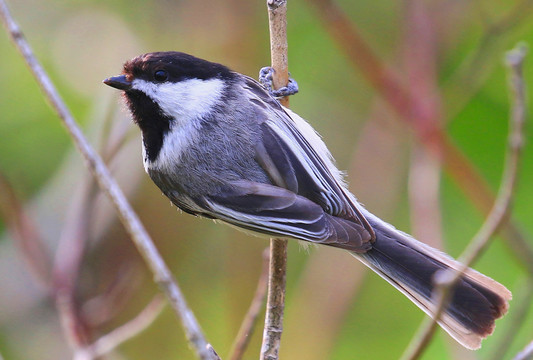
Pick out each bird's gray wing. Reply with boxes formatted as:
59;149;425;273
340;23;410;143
243;76;374;244
201;179;371;252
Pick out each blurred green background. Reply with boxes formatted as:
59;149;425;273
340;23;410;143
1;0;533;359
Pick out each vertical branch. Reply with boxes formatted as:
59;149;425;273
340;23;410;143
403;0;444;250
261;239;288;360
261;2;290;359
0;1;219;359
267;0;290;107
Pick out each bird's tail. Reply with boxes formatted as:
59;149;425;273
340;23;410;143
353;212;511;350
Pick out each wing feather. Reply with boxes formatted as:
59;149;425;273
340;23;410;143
243;76;374;243
203;180;371;251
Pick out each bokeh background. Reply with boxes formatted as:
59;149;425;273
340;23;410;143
1;0;533;359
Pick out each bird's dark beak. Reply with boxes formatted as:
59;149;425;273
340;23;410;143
103;75;132;91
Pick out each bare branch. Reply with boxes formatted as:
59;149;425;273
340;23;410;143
56;289;93;355
82;264;143;329
0;2;219;359
404;0;444;250
514;339;533;360
229;248;270;360
75;295;166;359
260;1;290;360
267;0;290;107
401;43;528;360
490;278;533;360
261;239;288;360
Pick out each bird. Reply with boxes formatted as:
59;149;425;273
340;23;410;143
103;51;511;350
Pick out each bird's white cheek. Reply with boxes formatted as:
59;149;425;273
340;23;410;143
132;78;226;123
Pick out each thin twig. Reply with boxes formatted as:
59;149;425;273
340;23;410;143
404;0;444;250
0;2;219;359
74;295;166;360
401;43;528;360
229;248;270;360
490;278;533;360
261;239;288;360
82;264;143;329
408;147;443;247
260;2;290;360
514;339;533;360
267;0;290;107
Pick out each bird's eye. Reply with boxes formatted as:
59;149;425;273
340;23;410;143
154;70;169;82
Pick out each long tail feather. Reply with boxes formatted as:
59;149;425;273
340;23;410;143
352;212;511;350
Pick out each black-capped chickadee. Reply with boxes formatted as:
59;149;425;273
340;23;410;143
104;51;511;349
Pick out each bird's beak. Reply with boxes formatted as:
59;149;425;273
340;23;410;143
103;75;132;91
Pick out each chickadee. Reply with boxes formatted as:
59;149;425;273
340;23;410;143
104;51;511;349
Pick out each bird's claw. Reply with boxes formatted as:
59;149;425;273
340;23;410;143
259;66;299;98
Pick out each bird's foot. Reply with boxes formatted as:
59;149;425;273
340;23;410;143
259;66;299;98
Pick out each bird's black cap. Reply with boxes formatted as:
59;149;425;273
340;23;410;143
122;51;234;83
